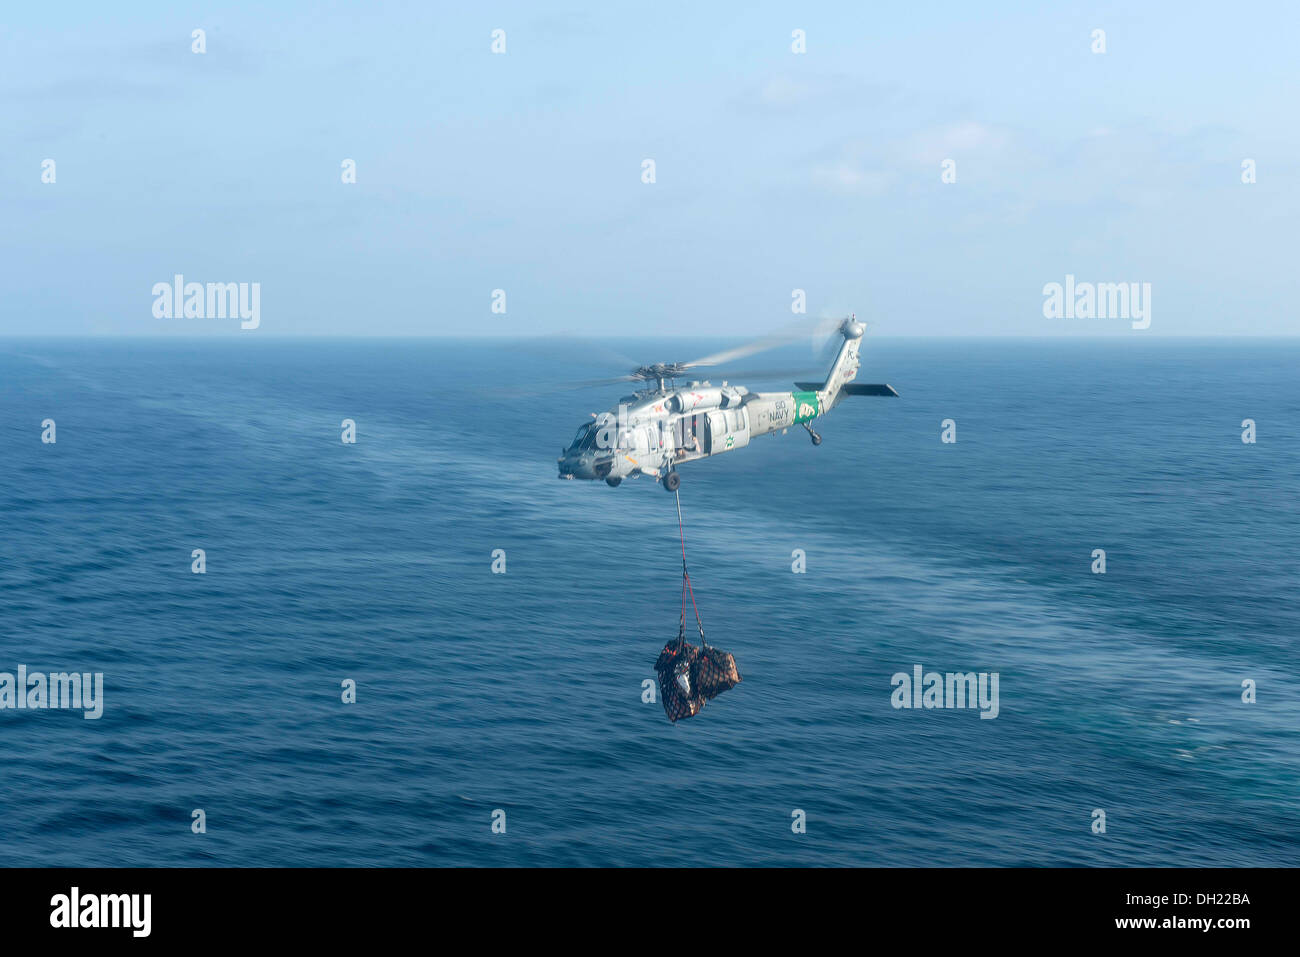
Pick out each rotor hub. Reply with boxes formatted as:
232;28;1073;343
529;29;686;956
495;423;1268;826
632;361;688;381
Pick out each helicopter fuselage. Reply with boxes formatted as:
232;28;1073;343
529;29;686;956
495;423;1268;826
556;317;897;488
556;383;822;484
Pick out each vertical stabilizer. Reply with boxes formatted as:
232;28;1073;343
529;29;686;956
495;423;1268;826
818;316;865;410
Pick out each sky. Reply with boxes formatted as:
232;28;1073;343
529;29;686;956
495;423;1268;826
2;1;1298;338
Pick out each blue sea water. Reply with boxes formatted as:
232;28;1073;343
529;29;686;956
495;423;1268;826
0;337;1297;867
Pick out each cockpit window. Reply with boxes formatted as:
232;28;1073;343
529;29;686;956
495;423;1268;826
570;423;597;451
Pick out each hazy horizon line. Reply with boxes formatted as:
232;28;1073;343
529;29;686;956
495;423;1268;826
3;333;1299;342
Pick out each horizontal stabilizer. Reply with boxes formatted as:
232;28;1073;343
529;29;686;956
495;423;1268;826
843;383;899;397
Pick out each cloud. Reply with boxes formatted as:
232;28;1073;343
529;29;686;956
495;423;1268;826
906;121;1011;164
810;162;894;196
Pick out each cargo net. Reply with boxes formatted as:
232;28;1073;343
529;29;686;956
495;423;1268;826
655;637;741;722
654;489;741;722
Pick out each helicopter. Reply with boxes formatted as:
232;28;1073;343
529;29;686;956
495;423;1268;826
557;315;898;490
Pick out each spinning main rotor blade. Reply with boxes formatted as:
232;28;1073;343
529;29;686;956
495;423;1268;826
681;329;799;370
704;366;821;382
571;374;644;389
681;315;849;370
568;365;820;391
502;314;864;398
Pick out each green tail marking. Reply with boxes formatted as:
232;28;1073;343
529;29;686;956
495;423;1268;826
792;390;820;424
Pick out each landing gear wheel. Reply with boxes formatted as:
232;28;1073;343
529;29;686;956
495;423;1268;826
605;477;622;487
804;421;822;446
663;471;681;492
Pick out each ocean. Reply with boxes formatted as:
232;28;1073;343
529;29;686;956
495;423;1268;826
1;337;1297;867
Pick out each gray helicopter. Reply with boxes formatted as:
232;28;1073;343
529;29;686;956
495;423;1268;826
557;316;898;490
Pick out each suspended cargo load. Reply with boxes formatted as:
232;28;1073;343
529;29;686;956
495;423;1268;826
654;636;741;723
652;487;742;723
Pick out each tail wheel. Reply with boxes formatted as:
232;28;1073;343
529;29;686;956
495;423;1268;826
605;477;622;487
663;471;681;492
